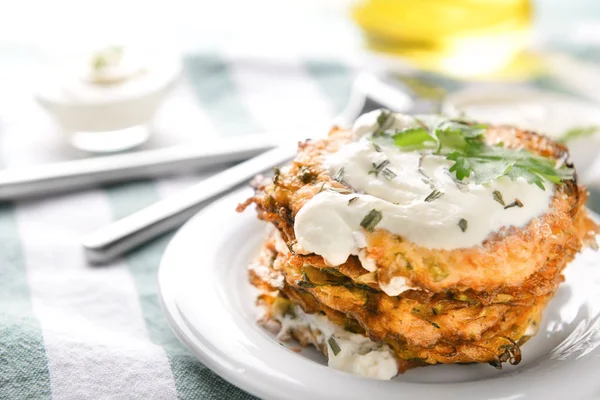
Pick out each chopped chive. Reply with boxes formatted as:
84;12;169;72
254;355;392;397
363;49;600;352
360;209;383;232
421;178;435;190
348;196;359;205
373;143;382;152
298;166;315;183
272;167;281;184
424;189;443;202
376;109;394;133
458;218;468;232
296;280;316;289
516;198;524;207
504;198;524;209
328;187;352;194
428;320;441;329
414;117;429;132
317;183;326;193
328;336;342;356
91;55;108;71
369;160;390;177
493;190;505;206
381;168;397;181
429;264;449;282
333;167;345;183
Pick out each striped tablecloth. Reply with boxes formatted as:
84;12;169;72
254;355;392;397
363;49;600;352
1;50;600;400
0;53;356;400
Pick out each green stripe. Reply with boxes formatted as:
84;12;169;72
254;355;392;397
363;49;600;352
304;59;354;115
184;53;261;137
105;182;255;399
531;75;597;102
0;203;52;400
106;52;321;397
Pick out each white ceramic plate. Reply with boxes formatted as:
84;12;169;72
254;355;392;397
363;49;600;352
158;188;600;400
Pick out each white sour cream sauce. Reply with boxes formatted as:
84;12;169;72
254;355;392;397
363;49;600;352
294;110;555;273
277;306;398;380
38;46;179;105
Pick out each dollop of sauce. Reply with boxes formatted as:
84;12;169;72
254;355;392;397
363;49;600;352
294;111;555;267
38;44;179;105
85;46;146;85
276;305;398;380
379;276;415;297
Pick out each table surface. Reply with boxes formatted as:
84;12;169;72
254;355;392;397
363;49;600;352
1;2;600;400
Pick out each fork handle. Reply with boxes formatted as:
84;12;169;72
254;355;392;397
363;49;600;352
0;134;280;200
83;144;296;264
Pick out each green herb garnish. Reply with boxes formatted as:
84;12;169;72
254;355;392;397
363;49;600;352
369;160;390;177
504;199;524;210
328;187;352;194
560;126;599;143
348;197;359;205
360;209;383;232
458;218;468;232
381;168;397;181
272;167;281;184
392;117;573;189
376;109;394;134
298;166;315;183
91;55;108;71
429;264;449;282
493;190;505;206
394;126;435;148
424;189;443;202
296;280;316;289
333;167;345;183
428;320;441;329
328;336;342;356
90;46;123;72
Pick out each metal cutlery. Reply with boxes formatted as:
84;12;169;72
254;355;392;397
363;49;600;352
0;133;280;200
83;143;297;264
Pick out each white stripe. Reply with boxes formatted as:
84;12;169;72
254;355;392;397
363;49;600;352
222;52;336;134
13;192;178;400
0;105;178;399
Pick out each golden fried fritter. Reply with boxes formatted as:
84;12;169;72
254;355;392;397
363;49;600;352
240;125;597;294
240;123;598;373
251;234;535;371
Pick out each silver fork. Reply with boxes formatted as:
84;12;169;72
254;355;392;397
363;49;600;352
83;73;414;264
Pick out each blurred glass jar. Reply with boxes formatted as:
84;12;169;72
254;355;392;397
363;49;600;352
353;0;533;78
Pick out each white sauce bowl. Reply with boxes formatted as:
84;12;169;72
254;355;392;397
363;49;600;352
35;53;180;152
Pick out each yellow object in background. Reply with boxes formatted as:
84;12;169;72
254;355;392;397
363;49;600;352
353;0;535;79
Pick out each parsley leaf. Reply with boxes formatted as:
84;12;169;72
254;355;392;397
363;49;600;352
393;127;435;148
560;126;599;143
392;117;573;188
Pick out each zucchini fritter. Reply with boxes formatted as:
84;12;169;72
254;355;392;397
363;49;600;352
240;123;598;374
